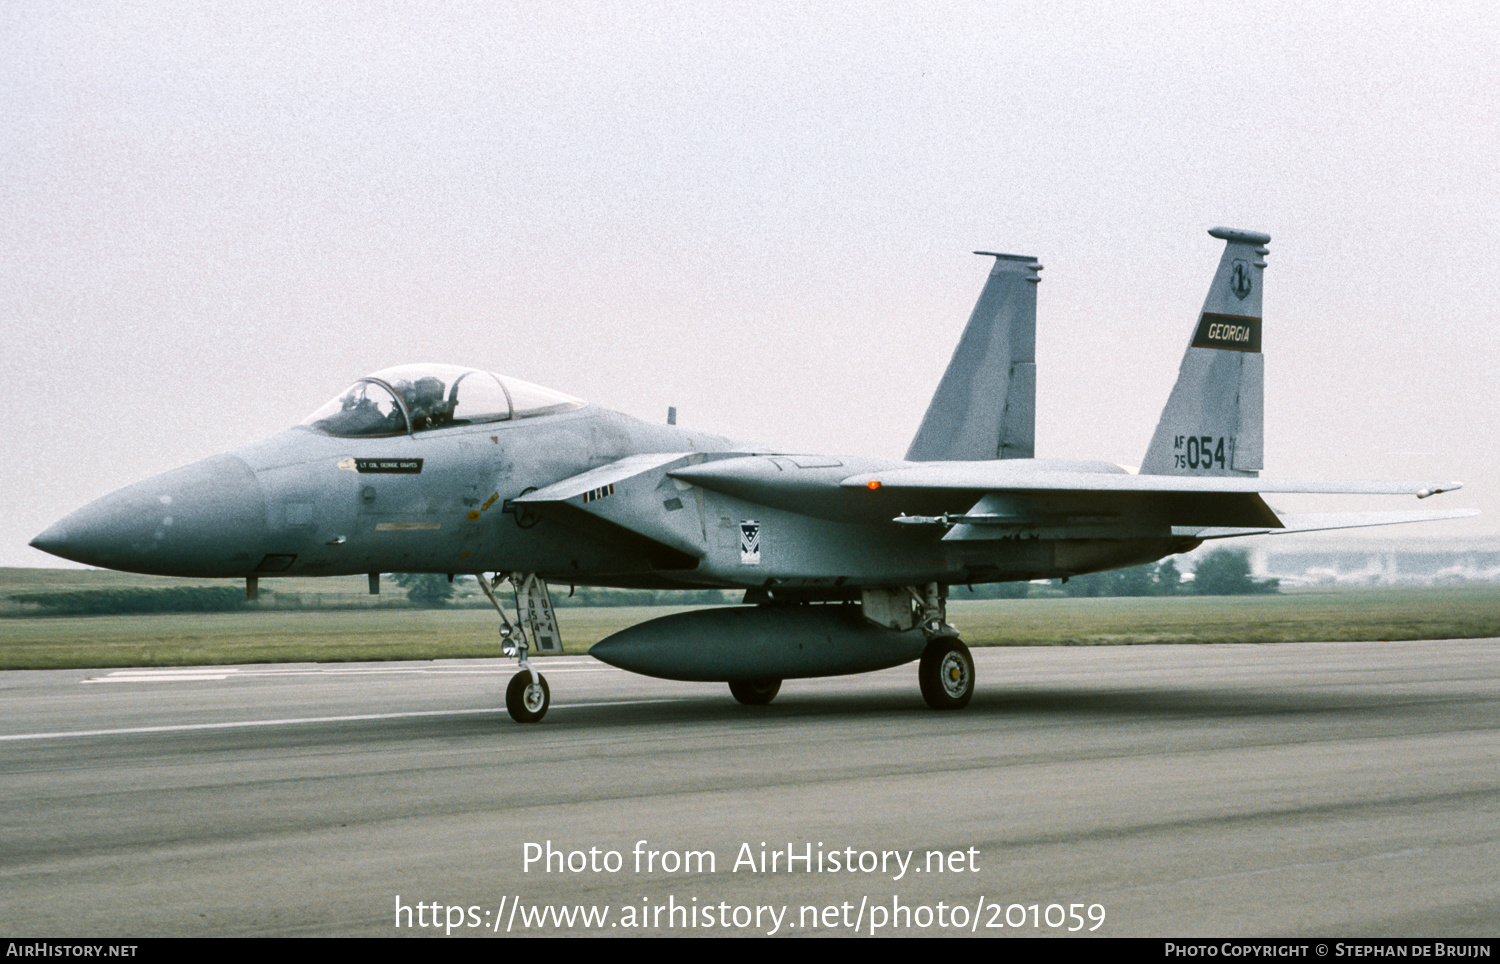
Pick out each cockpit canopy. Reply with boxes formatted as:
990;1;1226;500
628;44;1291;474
302;364;584;438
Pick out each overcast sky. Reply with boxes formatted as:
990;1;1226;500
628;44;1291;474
3;1;1496;567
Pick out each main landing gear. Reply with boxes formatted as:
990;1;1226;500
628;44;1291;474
912;582;974;711
728;678;782;705
477;572;563;723
919;636;974;710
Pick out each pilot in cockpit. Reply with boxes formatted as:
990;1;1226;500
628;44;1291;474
400;376;455;431
303;365;583;437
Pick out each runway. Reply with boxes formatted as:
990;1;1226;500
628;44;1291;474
1;640;1496;937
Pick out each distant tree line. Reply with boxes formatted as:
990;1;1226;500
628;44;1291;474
952;549;1277;599
390;574;740;610
391;573;456;608
396;550;1274;609
1190;549;1280;596
9;586;249;616
1053;559;1183;597
550;586;740;608
7;551;1275;616
1061;549;1277;597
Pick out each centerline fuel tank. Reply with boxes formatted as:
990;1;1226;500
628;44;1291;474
589;604;927;682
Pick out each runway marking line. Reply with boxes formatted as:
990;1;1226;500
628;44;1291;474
82;661;607;683
0;699;690;742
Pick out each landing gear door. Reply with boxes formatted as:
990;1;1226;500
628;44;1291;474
515;573;563;654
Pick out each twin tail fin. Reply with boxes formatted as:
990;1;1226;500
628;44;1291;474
1140;227;1270;477
905;252;1041;462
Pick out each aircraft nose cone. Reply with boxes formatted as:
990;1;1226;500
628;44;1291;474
28;522;74;558
30;455;269;576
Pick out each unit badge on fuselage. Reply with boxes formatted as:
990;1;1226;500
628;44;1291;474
739;521;761;565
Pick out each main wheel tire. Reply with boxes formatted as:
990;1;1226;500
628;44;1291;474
919;637;974;710
728;678;782;706
506;671;550;723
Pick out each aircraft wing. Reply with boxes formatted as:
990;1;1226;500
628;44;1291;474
839;465;1463;498
670;457;1468;537
838;467;1466;537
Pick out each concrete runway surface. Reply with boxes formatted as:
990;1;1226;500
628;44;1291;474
1;640;1496;937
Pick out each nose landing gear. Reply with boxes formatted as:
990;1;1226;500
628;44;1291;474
477;572;562;723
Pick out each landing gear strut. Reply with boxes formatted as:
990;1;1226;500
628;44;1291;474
477;572;562;723
861;582;976;709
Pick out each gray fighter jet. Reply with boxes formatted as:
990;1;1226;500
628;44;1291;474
32;228;1473;722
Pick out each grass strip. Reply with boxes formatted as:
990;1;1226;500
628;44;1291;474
0;588;1496;670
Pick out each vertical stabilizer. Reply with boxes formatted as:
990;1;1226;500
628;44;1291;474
906;252;1041;461
1140;227;1270;477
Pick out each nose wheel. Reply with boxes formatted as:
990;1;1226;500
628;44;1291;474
506;670;551;723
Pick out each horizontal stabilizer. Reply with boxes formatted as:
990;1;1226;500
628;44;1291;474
1174;508;1480;540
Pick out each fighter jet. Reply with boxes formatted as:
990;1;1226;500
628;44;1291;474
31;227;1473;722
